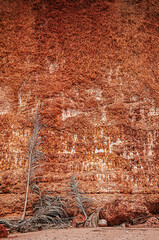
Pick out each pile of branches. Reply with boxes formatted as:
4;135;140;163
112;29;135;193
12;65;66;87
0;176;93;232
0;109;93;233
0;193;72;233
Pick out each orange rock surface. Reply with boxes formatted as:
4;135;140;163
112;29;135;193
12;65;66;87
0;224;8;238
100;199;149;226
0;0;159;217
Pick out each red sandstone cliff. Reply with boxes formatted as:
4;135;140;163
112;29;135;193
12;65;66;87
0;0;159;217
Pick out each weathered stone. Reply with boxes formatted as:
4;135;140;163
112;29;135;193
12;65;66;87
0;224;8;238
98;219;108;227
0;0;158;218
100;199;149;226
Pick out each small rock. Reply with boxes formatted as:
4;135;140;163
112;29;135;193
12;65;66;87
98;219;108;227
120;222;130;228
121;223;126;228
0;224;8;238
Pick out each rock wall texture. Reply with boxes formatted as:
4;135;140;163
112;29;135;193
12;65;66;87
0;0;159;217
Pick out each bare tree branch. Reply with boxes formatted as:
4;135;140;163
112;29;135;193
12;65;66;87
68;176;92;222
21;108;45;220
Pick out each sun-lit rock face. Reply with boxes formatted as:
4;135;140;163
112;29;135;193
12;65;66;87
0;0;159;217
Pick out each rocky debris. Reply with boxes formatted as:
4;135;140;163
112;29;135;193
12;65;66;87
0;224;8;238
98;219;108;227
100;199;149;226
133;216;159;228
71;214;86;228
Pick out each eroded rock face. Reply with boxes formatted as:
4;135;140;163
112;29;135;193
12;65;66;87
100;199;149;226
0;0;159;217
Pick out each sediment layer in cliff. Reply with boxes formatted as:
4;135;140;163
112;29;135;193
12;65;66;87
0;0;159;217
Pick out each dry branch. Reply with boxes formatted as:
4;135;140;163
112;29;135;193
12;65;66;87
22;108;45;220
68;176;92;223
0;193;71;233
